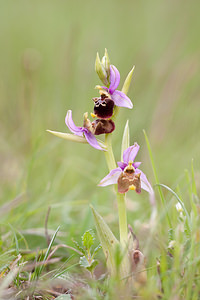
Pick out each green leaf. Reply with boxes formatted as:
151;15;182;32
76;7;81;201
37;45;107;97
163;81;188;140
72;239;85;255
8;224;19;255
37;226;60;278
86;260;99;273
90;205;119;275
121;66;135;95
92;244;102;258
79;256;99;273
82;230;95;250
168;228;174;242
55;295;71;300
79;256;90;268
121;120;130;161
114;244;124;272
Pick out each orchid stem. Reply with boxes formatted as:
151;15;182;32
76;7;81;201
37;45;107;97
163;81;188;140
116;191;128;248
104;134;116;170
104;133;128;248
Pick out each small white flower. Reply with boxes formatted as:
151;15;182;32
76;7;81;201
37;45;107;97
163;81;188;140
168;240;176;249
176;202;183;213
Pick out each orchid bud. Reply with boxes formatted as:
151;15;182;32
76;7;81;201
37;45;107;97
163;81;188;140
131;250;147;285
127;226;147;286
101;48;110;76
95;52;109;86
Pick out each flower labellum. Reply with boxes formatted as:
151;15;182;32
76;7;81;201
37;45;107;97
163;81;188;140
93;93;114;119
98;143;153;194
117;162;141;194
93;119;115;135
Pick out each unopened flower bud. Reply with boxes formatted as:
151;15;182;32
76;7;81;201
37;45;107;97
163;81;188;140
101;48;110;75
95;52;109;86
131;250;147;285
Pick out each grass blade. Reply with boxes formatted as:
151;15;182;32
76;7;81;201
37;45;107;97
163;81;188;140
37;226;60;278
156;183;191;232
191;159;197;196
143;130;172;228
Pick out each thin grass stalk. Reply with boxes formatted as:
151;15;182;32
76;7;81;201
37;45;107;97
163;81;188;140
143;130;172;228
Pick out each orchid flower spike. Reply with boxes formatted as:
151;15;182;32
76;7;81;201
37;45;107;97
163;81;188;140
98;143;153;194
96;65;133;109
65;110;103;151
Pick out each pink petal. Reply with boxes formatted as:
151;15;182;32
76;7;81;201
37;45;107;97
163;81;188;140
109;65;120;94
111;90;133;109
117;161;127;170
135;169;154;195
98;168;122;187
84;131;104;151
65;110;83;136
101;86;109;91
133;162;142;169
123;144;140;164
117;161;141;170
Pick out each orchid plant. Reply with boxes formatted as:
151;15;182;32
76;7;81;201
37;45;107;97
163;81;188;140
47;49;154;284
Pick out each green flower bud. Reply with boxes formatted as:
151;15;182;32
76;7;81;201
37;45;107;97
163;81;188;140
101;48;110;75
95;52;108;86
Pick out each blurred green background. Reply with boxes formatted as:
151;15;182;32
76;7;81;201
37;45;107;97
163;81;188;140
0;0;200;244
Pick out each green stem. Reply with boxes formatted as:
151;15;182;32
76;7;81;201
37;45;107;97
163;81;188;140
104;133;128;247
104;133;116;171
116;191;128;248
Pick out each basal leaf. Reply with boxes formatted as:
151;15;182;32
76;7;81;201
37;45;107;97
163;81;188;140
90;205;119;275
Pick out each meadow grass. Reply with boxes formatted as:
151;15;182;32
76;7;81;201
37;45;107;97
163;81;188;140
0;0;200;298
